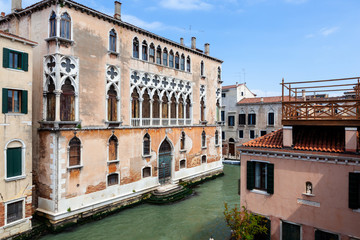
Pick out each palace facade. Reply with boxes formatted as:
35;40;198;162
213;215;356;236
0;0;223;227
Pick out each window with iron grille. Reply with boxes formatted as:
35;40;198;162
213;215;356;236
107;173;119;186
6;200;23;224
69;137;81;166
143;134;151;156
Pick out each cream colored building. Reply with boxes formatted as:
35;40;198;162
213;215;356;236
0;0;223;228
0;30;36;238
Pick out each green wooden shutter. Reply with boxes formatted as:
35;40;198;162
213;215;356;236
247;161;255;190
3;48;10;68
21;52;28;71
2;88;8;113
267;163;274;194
349;172;359;209
21;90;28;114
7;147;22;178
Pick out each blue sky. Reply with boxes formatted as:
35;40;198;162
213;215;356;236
1;0;360;96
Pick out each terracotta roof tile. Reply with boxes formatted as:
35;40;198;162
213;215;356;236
222;85;238;90
237;96;283;104
242;127;348;153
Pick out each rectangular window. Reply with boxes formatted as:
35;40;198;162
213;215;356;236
261;131;267;137
228;116;235;126
268;112;274;126
222;131;225;140
3;48;28;71
282;221;301;240
239;114;246;125
107;174;119;186
247;161;274;194
222;93;226;98
239;130;243;139
6;200;23;224
149;48;155;62
221;111;225;122
349;172;360;209
250;130;255;139
315;229;339;240
6;147;22;178
248;113;256;125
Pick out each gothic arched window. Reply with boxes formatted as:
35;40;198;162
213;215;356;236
149;43;155;63
169;50;174;68
142;89;151;120
200;61;204;76
217;67;221;81
46;79;56;121
200;97;205;122
153;91;160;119
180;131;185;150
60;12;71;39
178;95;184;119
162;94;168;119
142;41;148;61
170;94;176;119
156;46;162;64
49;11;57;37
107;85;117;121
186;95;191;119
143;133;151;156
108;135;118;161
69;137;81;167
133;38;139;58
163;48;168;66
109;29;117;52
201;130;206;148
180;54;185;71
186;56;191;72
60;79;75;121
175;52;180;69
131;88;139;118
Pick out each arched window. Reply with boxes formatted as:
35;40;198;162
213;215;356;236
133;38;139;58
6;140;24;179
202;155;207;164
169;50;174;68
156;46;162;64
215;130;219;145
201;130;206;148
107;85;117;121
49;11;57;37
109;29;117;52
60;79;75;121
162;94;168;119
175;52;180;69
178;95;184;119
46;79;56;121
180;159;186;169
180;54;185;71
153;91;160;119
200;97;205;122
60;12;71;39
107;173;119;186
170;94;176;119
180;131;185;150
186;56;191;72
142;166;151;178
131;88;140;118
200;61;204;76
108;135;118;162
217;67;221;81
142;89;150;121
149;43;155;62
163;48;168;66
69;137;81;167
185;95;191;120
306;181;313;195
142;40;148;61
143;133;151;156
216;99;220;122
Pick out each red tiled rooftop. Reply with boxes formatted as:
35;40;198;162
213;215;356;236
242;127;347;153
222;85;238;90
237;96;282;104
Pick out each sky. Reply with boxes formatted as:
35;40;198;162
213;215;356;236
1;0;360;96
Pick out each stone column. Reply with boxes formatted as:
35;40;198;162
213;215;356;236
175;102;179;125
54;90;61;122
159;100;163;125
150;99;153;125
168;102;171;124
139;98;143;126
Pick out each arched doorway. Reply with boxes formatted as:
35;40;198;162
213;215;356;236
229;138;235;157
158;139;172;184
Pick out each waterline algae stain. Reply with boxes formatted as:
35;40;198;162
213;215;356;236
41;165;240;240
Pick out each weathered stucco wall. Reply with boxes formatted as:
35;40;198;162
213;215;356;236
240;153;360;239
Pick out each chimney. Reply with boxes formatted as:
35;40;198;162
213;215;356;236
114;1;121;20
283;126;293;148
345;127;358;152
191;37;196;50
204;43;210;55
260;97;264;103
11;0;22;13
180;38;184;46
1;12;5;17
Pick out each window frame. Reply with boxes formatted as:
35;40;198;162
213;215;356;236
239;113;246;125
142;40;148;61
268;111;275;126
180;159;186;169
247;160;274;195
142;166;152;178
67;137;82;169
4;198;25;226
149;43;155;63
169;50;174;68
250;130;255;139
143;133;151;157
201;130;206;148
280;220;302;240
107;173;119;187
228;115;235;126
248;113;256;125
201;155;207;164
239;130;244;139
163;48;168;66
3;48;28;71
60;12;72;40
314;229;340;240
186;56;191;72
109;29;117;53
4;139;26;181
107;135;119;163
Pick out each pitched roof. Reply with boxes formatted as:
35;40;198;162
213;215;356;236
0;30;37;45
242;127;348;153
237;96;282;104
222;84;239;90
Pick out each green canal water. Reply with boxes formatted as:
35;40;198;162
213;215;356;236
42;165;240;240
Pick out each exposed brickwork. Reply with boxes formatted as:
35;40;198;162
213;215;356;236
86;182;106;194
108;163;117;174
25;203;33;218
0;202;4;227
121;171;141;185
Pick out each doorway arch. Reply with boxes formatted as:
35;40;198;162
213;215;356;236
229;138;235;157
158;138;172;184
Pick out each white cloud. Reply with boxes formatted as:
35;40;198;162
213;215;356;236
123;14;185;32
319;27;339;36
159;0;212;10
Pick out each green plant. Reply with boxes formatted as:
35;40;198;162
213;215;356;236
76;124;82;129
67;207;71;212
133;189;136;193
224;203;268;240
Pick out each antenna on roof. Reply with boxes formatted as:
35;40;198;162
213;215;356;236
242;68;246;84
